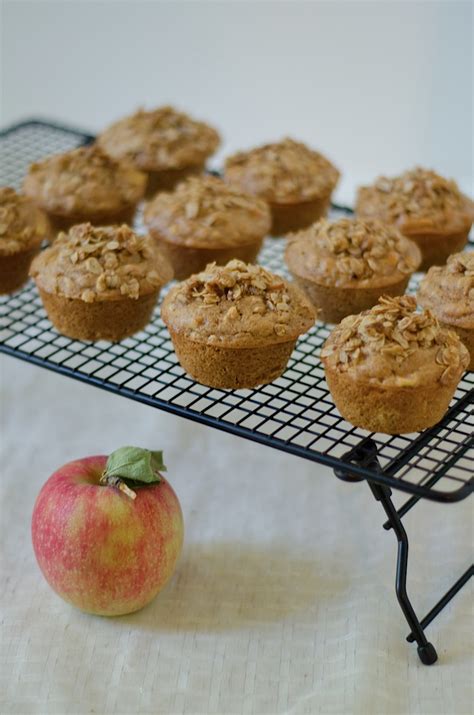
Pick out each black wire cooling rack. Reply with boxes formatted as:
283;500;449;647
1;120;473;503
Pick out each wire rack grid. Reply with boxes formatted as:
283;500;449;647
1;120;473;502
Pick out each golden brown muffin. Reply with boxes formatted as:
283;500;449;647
143;175;271;279
418;251;474;370
224;138;340;236
0;187;50;294
23;144;146;236
321;295;469;434
285;218;421;323
356;168;473;270
161;259;316;388
30;223;173;342
97;106;220;197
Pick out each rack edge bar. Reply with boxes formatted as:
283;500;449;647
2;345;472;503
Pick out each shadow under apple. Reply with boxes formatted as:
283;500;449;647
117;541;350;632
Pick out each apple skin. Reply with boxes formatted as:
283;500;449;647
31;455;184;616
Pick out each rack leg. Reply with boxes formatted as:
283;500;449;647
368;481;438;665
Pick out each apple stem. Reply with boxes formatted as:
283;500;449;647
99;473;137;500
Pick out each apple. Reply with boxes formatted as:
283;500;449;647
31;449;183;616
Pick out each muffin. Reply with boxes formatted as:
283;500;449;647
285;218;421;323
356;167;473;270
0;187;49;294
30;223;173;342
143;175;271;280
97;106;220;197
23;144;146;236
418;251;474;370
161;259;317;389
224;138;340;236
321;295;469;434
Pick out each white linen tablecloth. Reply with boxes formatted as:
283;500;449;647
1;356;472;715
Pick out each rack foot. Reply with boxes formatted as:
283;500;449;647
406;565;473;643
335;438;471;664
417;642;438;665
368;480;438;665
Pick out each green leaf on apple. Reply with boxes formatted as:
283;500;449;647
103;446;167;487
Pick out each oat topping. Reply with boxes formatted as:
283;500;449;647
23;144;146;216
30;223;173;301
144;175;271;247
186;260;289;311
321;295;469;386
224;138;339;203
0;187;49;254
162;259;316;346
286;218;421;286
418;251;474;329
97;106;220;171
356;167;473;228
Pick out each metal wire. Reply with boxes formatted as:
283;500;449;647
1;120;473;502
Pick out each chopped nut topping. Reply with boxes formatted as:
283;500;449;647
286;218;421;286
97;106;220;171
30;223;173;301
0;186;49;254
144;175;271;248
321;295;469;385
225;138;339;203
356;167;472;226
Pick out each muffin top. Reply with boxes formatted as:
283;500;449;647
144;175;271;248
321;295;469;388
23;144;146;217
30;223;173;303
418;251;474;329
97;106;220;172
161;259;316;347
285;218;421;288
224;138;340;204
356;167;473;234
0;187;49;255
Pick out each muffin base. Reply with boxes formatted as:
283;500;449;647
0;246;41;295
152;235;263;280
403;227;469;271
269;194;331;237
38;288;159;342
145;164;205;199
46;205;138;238
324;367;460;434
292;274;411;324
169;330;296;389
440;322;474;371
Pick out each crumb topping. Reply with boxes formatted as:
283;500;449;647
285;218;421;287
224;138;339;203
418;251;474;329
356;167;473;230
321;295;469;386
161;259;316;346
30;223;173;302
144;175;271;247
0;187;49;254
23;144;146;216
97;106;220;171
444;251;474;277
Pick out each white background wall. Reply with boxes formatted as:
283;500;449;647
1;0;473;202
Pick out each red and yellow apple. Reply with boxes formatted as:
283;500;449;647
31;454;183;616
